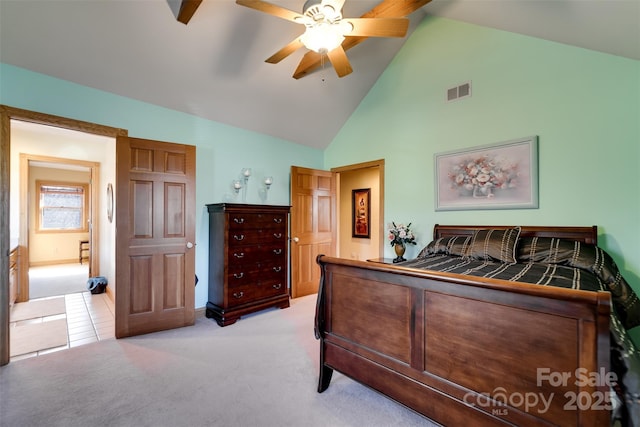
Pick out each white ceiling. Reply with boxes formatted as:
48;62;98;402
1;0;638;150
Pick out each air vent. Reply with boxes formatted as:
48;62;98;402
447;81;472;102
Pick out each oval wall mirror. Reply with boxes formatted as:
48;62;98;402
107;183;114;223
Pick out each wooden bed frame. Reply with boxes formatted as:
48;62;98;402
315;225;610;426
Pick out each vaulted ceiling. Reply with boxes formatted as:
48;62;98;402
1;0;638;149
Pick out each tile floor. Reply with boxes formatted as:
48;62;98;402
10;291;115;362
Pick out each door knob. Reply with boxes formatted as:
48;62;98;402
186;242;194;249
292;237;299;243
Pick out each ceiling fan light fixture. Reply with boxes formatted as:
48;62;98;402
300;24;345;54
237;0;423;79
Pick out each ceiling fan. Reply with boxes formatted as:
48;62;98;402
235;0;432;79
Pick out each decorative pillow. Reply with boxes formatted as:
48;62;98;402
417;235;471;258
466;227;521;264
517;236;578;264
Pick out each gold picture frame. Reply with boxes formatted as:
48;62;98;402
352;188;370;238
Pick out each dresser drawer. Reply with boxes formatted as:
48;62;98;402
228;213;287;231
228;244;286;264
258;260;286;279
228;229;287;246
227;260;286;287
227;281;287;307
227;264;262;286
259;277;286;293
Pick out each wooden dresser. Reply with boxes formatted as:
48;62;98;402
205;203;290;326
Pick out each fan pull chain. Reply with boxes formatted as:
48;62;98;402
320;53;326;82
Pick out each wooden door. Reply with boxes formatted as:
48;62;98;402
115;136;196;338
290;166;336;298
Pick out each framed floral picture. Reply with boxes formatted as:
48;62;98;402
435;136;539;211
352;188;370;238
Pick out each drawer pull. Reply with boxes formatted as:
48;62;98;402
273;218;282;224
233;291;244;299
233;217;245;224
273;249;282;255
273;233;282;239
273;283;282;290
272;266;282;272
234;234;245;241
233;272;244;279
233;252;245;258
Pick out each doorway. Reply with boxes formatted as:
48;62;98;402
288;160;384;298
13;124;113;299
19;153;98;302
9;124;116;361
1;106;126;365
332;159;385;262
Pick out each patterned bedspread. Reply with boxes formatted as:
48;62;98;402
401;254;605;292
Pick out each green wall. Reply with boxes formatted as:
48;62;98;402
326;17;640;335
0;64;323;307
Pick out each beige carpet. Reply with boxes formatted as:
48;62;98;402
0;295;436;426
29;264;88;299
10;297;66;322
9;319;68;357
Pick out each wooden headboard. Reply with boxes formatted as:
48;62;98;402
433;224;598;245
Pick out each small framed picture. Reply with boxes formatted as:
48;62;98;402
352;188;370;238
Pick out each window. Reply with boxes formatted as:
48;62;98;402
37;181;89;232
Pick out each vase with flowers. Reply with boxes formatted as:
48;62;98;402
388;222;416;263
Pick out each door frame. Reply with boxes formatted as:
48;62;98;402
0;105;127;366
331;159;385;259
288;160;385;298
18;154;100;302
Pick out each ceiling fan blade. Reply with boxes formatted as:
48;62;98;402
293;51;323;79
176;0;203;24
292;47;352;79
266;37;305;64
364;0;432;18
326;46;353;78
236;0;306;23
344;18;409;38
